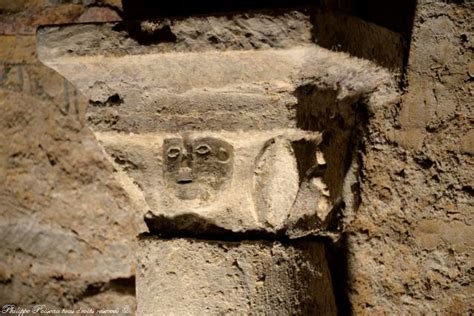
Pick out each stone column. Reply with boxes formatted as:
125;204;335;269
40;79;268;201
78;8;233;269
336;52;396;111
37;9;398;315
137;238;335;314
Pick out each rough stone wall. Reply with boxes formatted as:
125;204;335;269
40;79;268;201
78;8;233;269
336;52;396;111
0;0;140;311
349;1;473;314
0;1;472;315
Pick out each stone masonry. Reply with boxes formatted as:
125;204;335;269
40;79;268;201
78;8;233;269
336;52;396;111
0;0;471;314
37;10;399;314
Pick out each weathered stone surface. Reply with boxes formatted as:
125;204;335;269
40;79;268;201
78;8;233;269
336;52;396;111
0;5;86;35
100;130;324;234
36;8;404;71
311;9;405;70
0;36;36;63
37;12;398;236
37;12;397;133
0;0;137;310
85;90;299;132
137;237;337;315
460;129;474;155
348;2;474;314
76;7;121;23
37;11;313;59
0;0;46;13
0;89;140;308
2;0;471;314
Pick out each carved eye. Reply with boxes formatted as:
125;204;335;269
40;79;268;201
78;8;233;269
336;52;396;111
195;144;211;155
167;147;181;159
217;147;230;162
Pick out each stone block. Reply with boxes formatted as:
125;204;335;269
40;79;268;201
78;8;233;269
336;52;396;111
0;89;140;306
99;130;327;234
311;9;405;70
0;5;85;35
0;35;36;63
37;10;398;237
0;0;45;13
76;7;121;23
137;237;337;315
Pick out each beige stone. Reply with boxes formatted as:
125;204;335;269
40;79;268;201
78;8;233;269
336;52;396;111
99;130;323;234
0;1;466;314
137;237;337;315
468;61;474;78
32;8;415;314
37;11;397;236
414;219;474;253
460;129;474;154
389;128;426;150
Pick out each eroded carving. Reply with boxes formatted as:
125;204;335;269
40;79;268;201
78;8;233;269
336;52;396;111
163;136;233;201
98;130;326;233
254;137;299;230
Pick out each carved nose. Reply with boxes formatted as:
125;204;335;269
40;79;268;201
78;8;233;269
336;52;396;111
177;167;193;184
180;152;191;167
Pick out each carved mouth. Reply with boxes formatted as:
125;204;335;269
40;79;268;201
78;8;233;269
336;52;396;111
176;179;193;185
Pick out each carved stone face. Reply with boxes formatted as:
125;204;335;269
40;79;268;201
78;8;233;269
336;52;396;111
163;136;233;201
